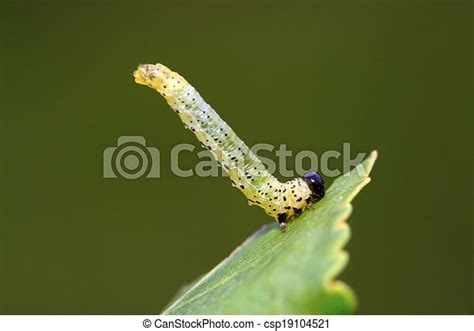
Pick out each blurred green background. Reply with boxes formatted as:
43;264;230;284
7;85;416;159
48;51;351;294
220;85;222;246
1;0;472;314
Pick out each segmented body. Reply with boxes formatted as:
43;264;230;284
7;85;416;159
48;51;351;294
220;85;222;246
134;63;313;223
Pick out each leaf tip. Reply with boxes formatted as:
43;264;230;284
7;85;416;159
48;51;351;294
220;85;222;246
365;150;378;174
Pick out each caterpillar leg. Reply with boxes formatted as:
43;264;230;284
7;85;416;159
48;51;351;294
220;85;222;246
277;213;288;233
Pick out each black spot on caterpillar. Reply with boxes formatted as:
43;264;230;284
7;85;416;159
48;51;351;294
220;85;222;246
133;63;325;231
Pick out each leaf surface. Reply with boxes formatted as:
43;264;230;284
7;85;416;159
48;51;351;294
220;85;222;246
163;151;378;314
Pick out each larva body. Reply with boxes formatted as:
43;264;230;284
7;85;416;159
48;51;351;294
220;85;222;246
133;63;325;230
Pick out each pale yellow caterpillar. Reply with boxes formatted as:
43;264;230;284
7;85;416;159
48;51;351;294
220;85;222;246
133;63;325;231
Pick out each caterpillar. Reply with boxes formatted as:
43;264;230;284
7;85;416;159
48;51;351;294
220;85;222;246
133;63;325;231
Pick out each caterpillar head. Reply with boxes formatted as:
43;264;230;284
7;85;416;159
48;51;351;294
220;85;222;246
303;171;325;202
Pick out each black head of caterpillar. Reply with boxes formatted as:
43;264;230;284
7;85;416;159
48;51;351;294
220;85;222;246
303;171;325;203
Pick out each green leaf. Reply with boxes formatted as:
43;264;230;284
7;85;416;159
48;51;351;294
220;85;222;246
163;151;378;315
